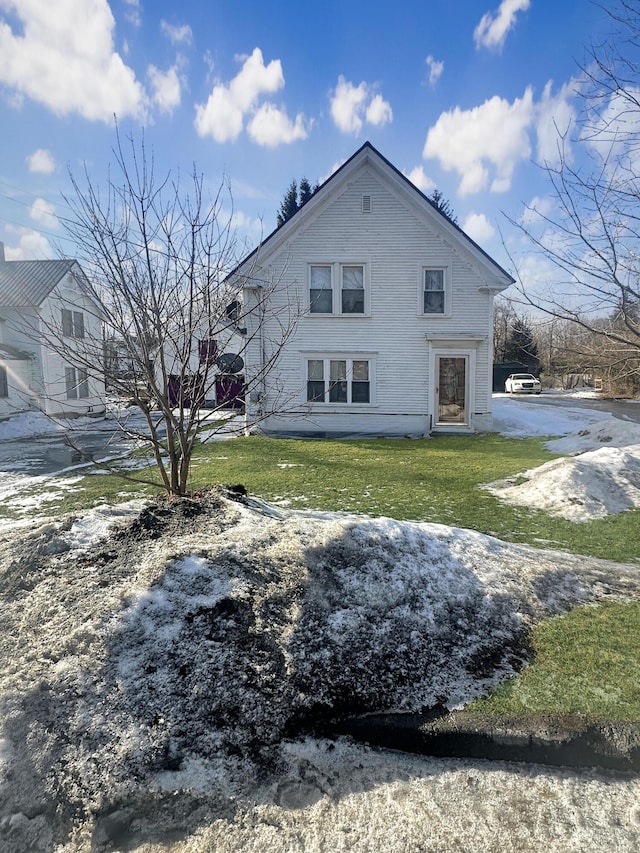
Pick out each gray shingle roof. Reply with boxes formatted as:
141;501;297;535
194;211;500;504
0;259;76;307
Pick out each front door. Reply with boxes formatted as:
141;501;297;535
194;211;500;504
436;356;467;425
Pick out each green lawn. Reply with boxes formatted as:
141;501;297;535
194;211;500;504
467;601;640;721
7;430;640;721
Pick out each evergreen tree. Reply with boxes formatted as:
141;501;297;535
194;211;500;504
299;177;315;206
276;180;299;228
276;177;319;227
503;318;540;367
428;189;458;225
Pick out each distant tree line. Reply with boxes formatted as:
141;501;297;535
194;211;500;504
494;297;640;395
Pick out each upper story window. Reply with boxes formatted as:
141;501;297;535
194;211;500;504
62;308;85;338
310;265;333;313
309;263;367;315
198;338;218;365
306;356;372;404
341;265;365;313
423;268;447;315
0;365;8;398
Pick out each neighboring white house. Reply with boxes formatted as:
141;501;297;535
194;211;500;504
231;142;514;437
0;246;106;419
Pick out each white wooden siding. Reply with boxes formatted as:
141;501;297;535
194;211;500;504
242;159;503;435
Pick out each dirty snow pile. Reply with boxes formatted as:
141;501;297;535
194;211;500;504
2;491;640;851
486;412;640;521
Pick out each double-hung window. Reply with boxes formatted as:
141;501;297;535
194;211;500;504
62;308;85;338
423;268;446;315
341;265;365;313
65;367;90;399
309;265;333;313
198;338;218;365
309;263;367;315
306;357;371;404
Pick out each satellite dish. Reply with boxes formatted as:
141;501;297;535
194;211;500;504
216;352;244;374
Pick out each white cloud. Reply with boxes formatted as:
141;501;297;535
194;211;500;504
536;80;576;166
194;48;285;143
29;197;58;227
365;93;393;127
463;212;495;243
519;195;554;226
26;148;55;174
160;20;193;46
474;0;530;51
318;159;347;185
229;209;265;236
148;64;182;114
423;88;535;195
581;85;640;175
426;55;444;86
330;76;393;135
3;225;53;260
247;102;308;147
123;0;142;28
0;0;148;122
405;165;436;193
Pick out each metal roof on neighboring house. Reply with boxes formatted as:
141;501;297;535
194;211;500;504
0;259;77;308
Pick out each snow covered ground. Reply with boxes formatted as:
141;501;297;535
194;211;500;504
488;396;640;521
1;394;640;852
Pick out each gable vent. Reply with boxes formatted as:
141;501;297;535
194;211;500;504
362;194;372;213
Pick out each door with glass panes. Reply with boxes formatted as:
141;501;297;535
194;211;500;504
435;356;467;425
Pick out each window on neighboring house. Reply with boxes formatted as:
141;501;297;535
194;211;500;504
62;308;85;338
309;263;367;315
65;367;90;399
78;368;90;398
0;366;8;398
423;268;446;314
65;366;77;399
306;357;371;404
198;338;218;365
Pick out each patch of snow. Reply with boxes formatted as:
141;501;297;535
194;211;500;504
492;395;606;438
0;410;65;439
546;418;640;455
62;500;150;551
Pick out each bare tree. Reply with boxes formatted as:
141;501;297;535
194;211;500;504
505;0;640;388
37;133;296;496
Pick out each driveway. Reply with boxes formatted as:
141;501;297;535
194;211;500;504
0;409;244;480
495;391;640;424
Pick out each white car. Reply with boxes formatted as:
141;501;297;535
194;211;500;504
505;373;542;394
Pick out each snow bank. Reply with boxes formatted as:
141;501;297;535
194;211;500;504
485;443;640;522
546;418;640;454
2;493;640;851
485;416;640;522
491;395;605;438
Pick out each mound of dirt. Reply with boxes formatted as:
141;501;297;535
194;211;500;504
2;488;640;851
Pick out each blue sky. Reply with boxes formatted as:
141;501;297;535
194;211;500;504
0;0;616;290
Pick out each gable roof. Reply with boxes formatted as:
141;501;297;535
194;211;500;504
0;259;77;308
229;141;515;287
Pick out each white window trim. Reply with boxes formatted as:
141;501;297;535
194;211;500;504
301;352;377;407
307;261;370;317
418;265;451;318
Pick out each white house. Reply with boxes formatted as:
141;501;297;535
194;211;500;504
232;142;514;437
0;246;106;419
